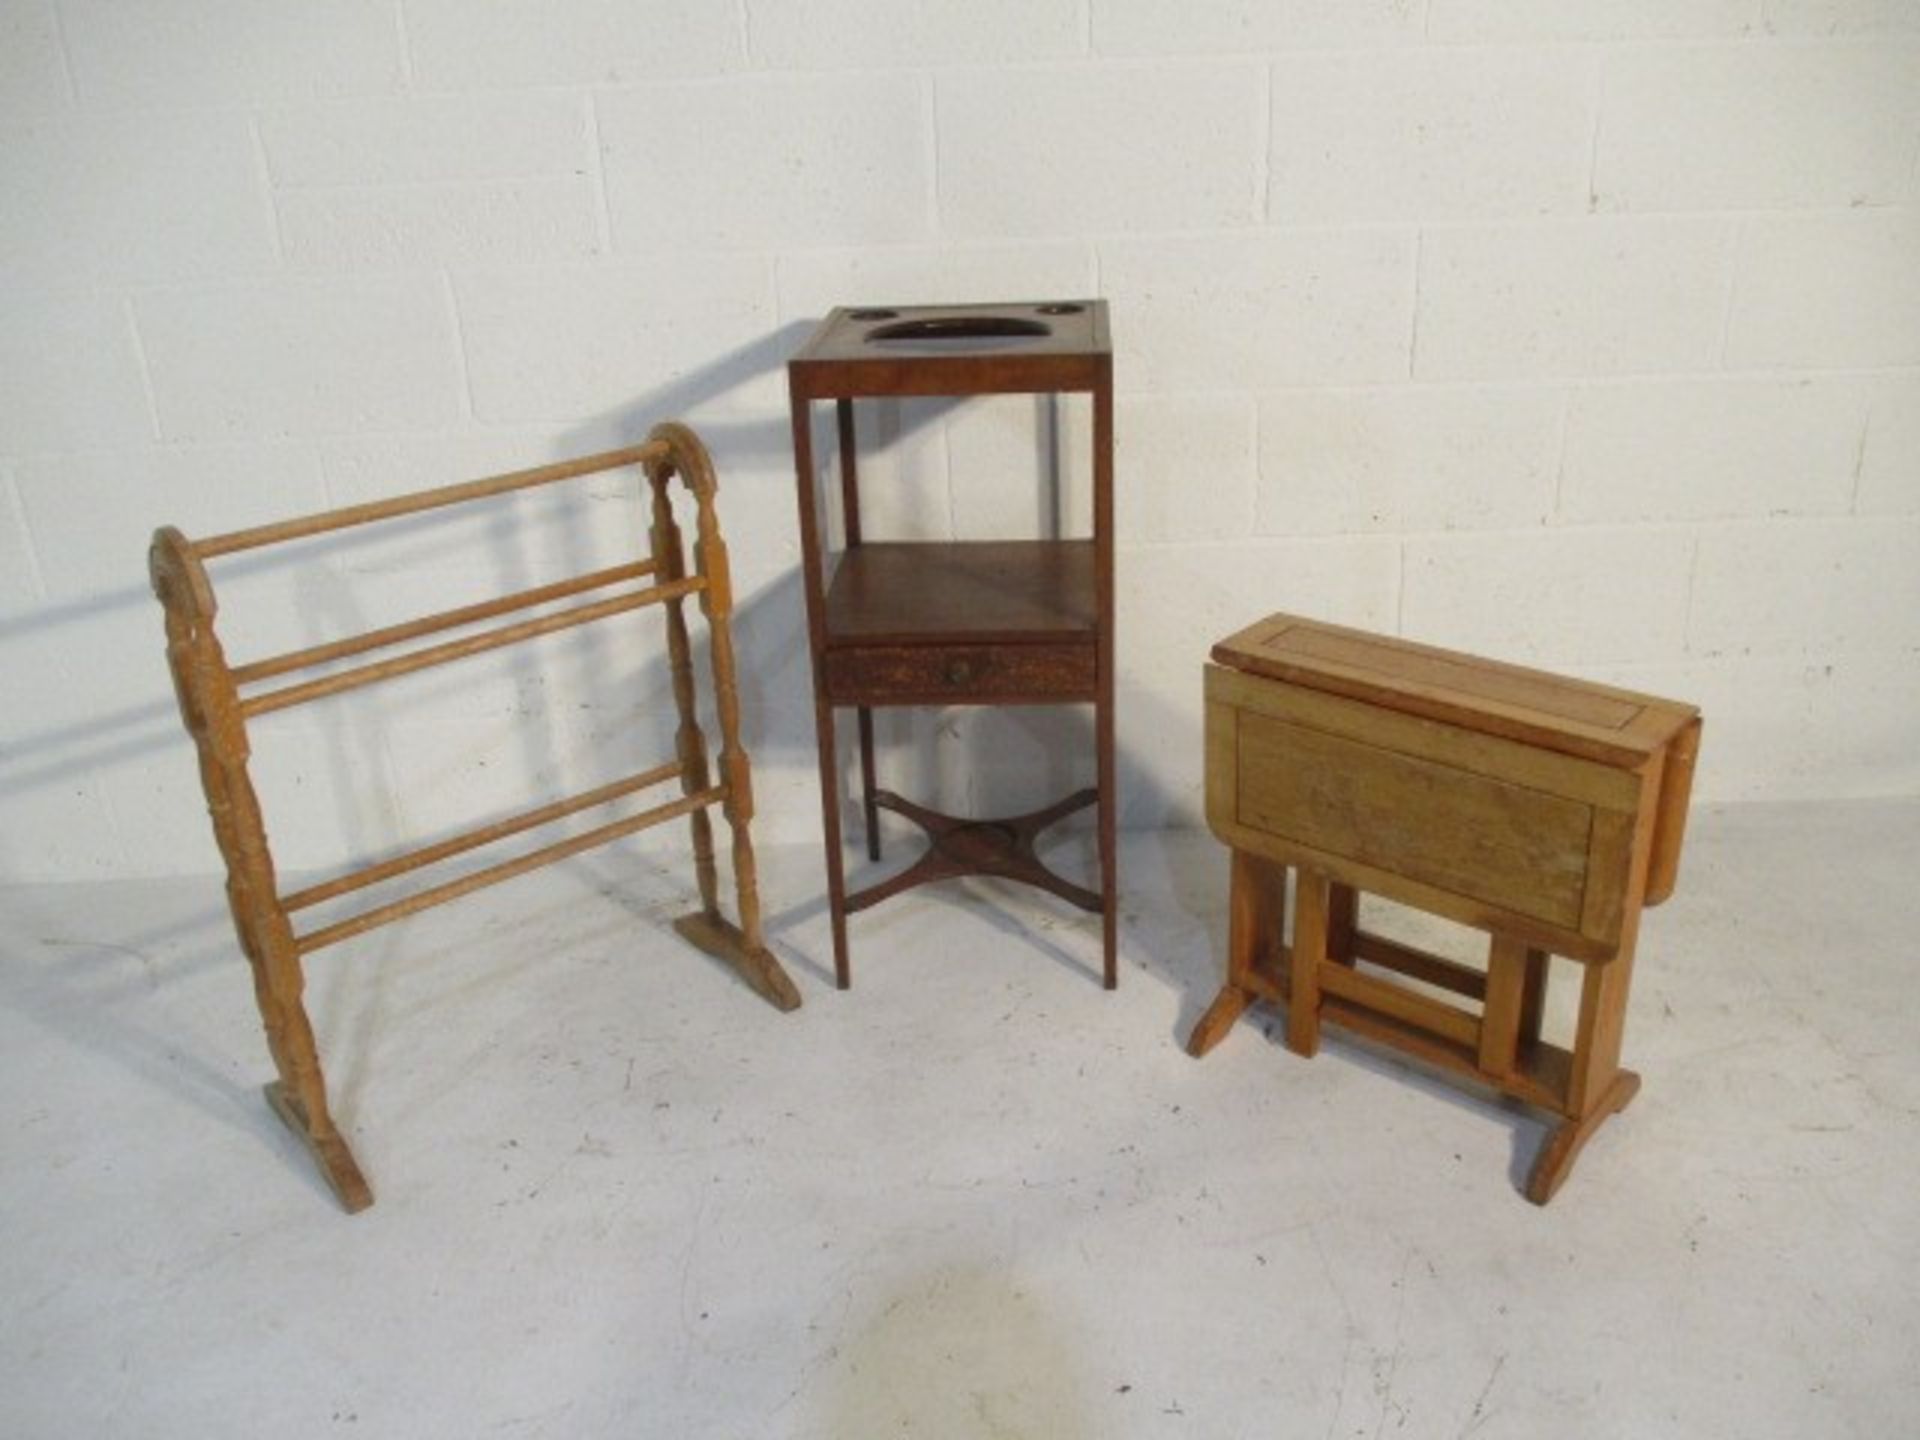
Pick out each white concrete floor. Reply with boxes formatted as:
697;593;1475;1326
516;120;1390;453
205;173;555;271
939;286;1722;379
2;800;1916;1438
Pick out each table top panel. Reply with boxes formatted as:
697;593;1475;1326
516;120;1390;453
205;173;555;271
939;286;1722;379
1213;612;1697;768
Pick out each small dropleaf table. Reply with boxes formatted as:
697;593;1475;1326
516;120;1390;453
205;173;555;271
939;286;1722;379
1189;612;1701;1202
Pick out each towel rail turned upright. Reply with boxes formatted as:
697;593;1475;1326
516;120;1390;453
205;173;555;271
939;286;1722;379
149;423;798;1214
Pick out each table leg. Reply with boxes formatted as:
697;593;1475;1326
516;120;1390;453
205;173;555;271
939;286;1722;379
1478;934;1529;1079
1530;925;1643;1202
812;697;850;989
1527;1069;1641;1205
1097;679;1118;991
1287;869;1331;1059
857;707;880;862
1187;849;1284;1058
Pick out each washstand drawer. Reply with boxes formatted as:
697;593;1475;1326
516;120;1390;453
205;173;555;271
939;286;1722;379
825;643;1096;705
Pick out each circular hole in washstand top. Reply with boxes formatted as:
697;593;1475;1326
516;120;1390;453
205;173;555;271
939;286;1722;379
847;308;899;321
1036;303;1084;315
866;316;1050;344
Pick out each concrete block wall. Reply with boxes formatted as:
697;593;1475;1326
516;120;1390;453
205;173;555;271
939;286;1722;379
2;1;1916;882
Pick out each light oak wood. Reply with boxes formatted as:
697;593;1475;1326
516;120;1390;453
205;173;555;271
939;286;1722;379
295;788;727;954
196;443;667;557
152;526;362;1211
231;560;658;686
1211;611;1697;770
1210;812;1621;965
240;577;704;718
655;423;795;1013
1319;956;1481;1050
1478;935;1530;1079
1350;929;1486;1001
281;761;685;913
150;425;798;1213
1207;664;1641;823
1645;714;1702;906
1287;870;1330;1058
1236;708;1596;931
1528;1070;1641;1204
1323;997;1573;1115
1186;849;1283;1059
1188;612;1700;1204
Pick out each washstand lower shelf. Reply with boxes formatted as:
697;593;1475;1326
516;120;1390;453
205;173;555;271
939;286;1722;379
845;787;1103;917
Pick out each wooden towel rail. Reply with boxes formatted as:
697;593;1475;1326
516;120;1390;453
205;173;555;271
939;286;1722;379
150;422;799;1214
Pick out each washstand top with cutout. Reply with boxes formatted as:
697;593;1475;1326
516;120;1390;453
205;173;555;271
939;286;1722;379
789;300;1110;398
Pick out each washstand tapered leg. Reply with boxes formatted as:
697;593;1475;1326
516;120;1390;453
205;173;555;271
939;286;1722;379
857;708;880;863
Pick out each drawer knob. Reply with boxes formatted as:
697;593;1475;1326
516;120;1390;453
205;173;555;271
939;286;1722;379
945;658;975;685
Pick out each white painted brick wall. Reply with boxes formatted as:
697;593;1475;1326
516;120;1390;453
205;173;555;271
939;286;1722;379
1726;212;1920;367
0;0;1915;882
0;472;44;616
774;241;1095;323
1416;218;1731;379
400;0;743;89
598;76;931;251
1103;230;1414;390
259;95;593;186
1402;527;1697;667
261;93;605;267
1268;49;1596;221
945;395;1095;542
1762;1;1920;36
135;278;467;439
1689;519;1920;655
13;446;329;604
939;63;1265;237
1092;1;1424;54
1559;379;1870;522
279;181;604;270
1858;376;1920;513
750;0;1084;69
1;5;74;116
1429;1;1759;41
0;291;153;452
1258;386;1562;534
453;257;777;421
60;0;403;106
1117;395;1258;543
1593;43;1920;211
2;111;277;282
831;396;953;542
